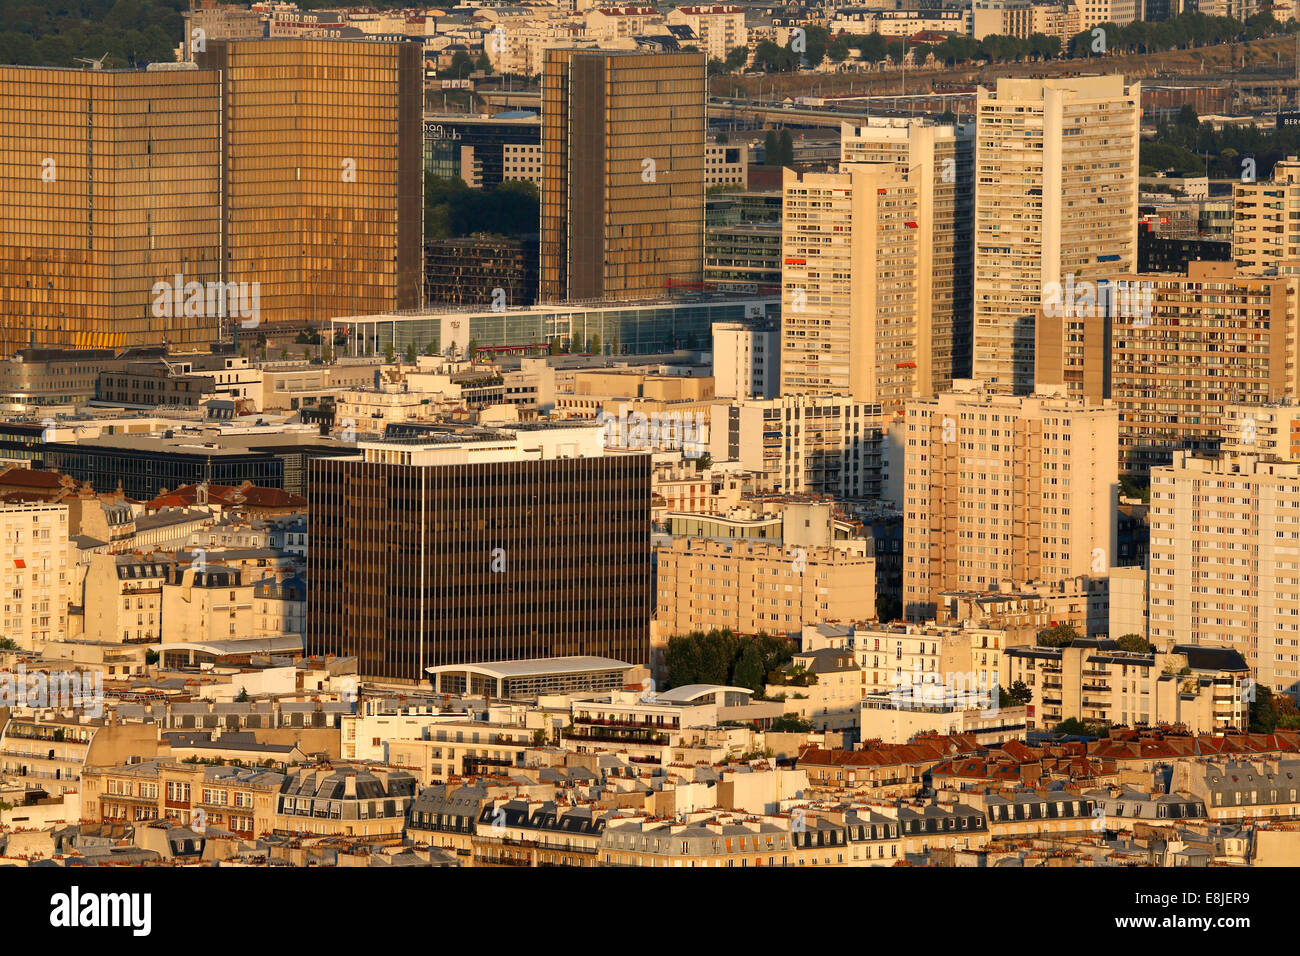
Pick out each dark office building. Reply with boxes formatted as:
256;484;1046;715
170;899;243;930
307;445;651;683
423;112;540;186
1138;228;1231;274
42;437;351;499
424;235;539;308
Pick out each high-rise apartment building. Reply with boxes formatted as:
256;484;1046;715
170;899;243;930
196;39;423;330
654;538;876;638
712;395;885;498
712;320;779;399
1233;156;1300;273
0;40;423;356
539;48;705;303
901;383;1119;619
781;165;919;411
1035;260;1299;475
0;65;224;355
1220;401;1300;459
1150;451;1300;699
974;75;1140;394
840;118;975;393
0;502;72;648
307;425;651;683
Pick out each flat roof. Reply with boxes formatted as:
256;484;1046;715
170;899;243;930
655;684;751;703
426;656;631;679
161;636;304;657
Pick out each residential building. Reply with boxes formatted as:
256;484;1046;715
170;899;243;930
1233;155;1300;273
712;395;885;498
901;384;1119;619
653;537;876;639
781;164;920;412
1149;451;1300;699
712;321;779;400
974;75;1140;393
1004;638;1250;733
1034;261;1299;475
841;117;975;393
664;5;747;60
0;502;72;648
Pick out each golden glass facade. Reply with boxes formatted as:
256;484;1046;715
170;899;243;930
0;40;421;358
197;39;423;328
540;49;705;304
0;67;223;354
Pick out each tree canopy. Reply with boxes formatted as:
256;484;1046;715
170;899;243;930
663;630;798;696
1037;623;1081;648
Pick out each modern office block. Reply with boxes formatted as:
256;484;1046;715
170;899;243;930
307;426;651;683
196;39;424;330
540;48;705;303
0;65;224;355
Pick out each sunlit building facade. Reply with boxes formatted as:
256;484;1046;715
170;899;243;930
540;48;705;303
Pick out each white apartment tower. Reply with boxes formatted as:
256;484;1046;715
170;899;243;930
1150;451;1300;700
901;383;1119;619
974;75;1140;394
712;321;779;399
0;502;71;649
781;164;920;413
1233;156;1300;273
841;118;975;394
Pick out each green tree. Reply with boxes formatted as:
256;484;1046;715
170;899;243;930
0;636;16;650
764;129;779;165
1053;717;1097;736
1115;633;1154;654
769;714;814;733
1037;623;1081;648
236;687;250;703
1250;683;1278;733
1005;680;1033;705
725;45;749;70
753;38;797;72
799;24;829;67
449;50;474;78
664;629;740;687
384;342;396;364
475;52;492;73
778;129;794;166
405;342;418;363
466;338;478;360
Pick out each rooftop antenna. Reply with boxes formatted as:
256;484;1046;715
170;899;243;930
75;52;110;70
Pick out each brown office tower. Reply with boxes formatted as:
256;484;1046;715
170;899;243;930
197;39;424;330
0;65;224;354
307;428;651;684
540;48;705;303
0;40;421;356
